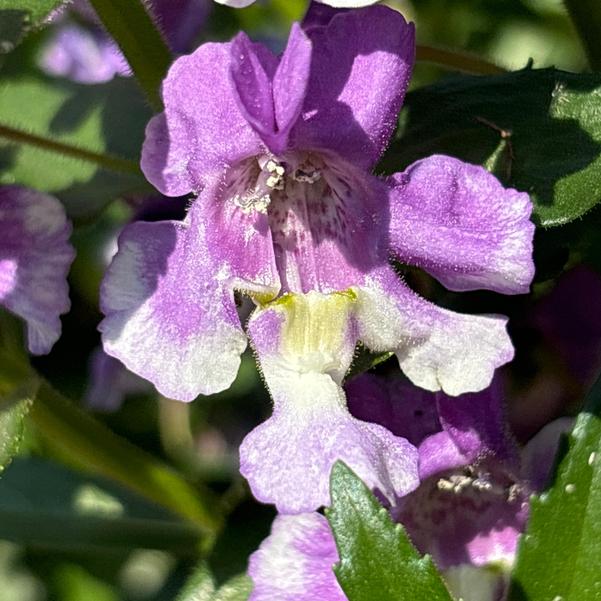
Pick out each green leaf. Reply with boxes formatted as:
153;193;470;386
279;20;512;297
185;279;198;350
380;68;601;227
0;0;64;56
346;346;393;380
176;564;251;601
327;461;454;601
88;0;172;110
177;564;217;601
0;62;150;220
0;313;37;472
507;374;601;601
211;575;252;601
0;457;202;553
0;396;32;472
28;381;223;545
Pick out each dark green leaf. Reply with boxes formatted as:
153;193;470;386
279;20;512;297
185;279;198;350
0;457;202;553
0;60;150;220
327;462;453;601
508;374;601;600
0;0;64;55
381;68;601;227
346;346;393;380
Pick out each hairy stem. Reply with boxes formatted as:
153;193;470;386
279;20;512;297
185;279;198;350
0;123;140;174
416;45;506;75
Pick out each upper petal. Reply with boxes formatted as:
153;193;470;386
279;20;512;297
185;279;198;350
99;184;253;401
388;155;535;294
272;23;312;150
291;6;415;168
230;33;278;149
0;186;75;354
355;267;514;395
249;513;344;601
141;41;263;196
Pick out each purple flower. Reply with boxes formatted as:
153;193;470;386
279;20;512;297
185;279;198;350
248;512;345;601
247;375;570;600
0;186;75;354
39;0;209;84
347;374;571;570
100;7;534;511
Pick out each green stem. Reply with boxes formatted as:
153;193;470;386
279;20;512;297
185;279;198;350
29;381;222;548
416;45;506;75
564;0;601;70
88;0;172;110
0;123;140;174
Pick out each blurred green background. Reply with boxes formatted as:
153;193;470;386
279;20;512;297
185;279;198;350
0;0;590;599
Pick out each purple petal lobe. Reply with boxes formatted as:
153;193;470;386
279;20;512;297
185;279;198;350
521;417;573;490
0;186;74;354
249;513;344;601
141;42;263;196
436;376;519;467
293;6;415;168
241;293;419;513
230;33;278;150
99;185;250;401
272;24;312;146
355;267;514;395
389;155;535;294
418;431;468;481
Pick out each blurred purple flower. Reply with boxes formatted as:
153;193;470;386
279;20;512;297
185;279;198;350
84;347;152;412
39;0;209;84
509;265;601;439
248;374;570;599
99;6;534;512
0;186;75;354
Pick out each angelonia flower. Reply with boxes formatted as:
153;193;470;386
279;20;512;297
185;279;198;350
100;6;535;512
39;0;209;84
0;186;75;354
247;374;571;601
